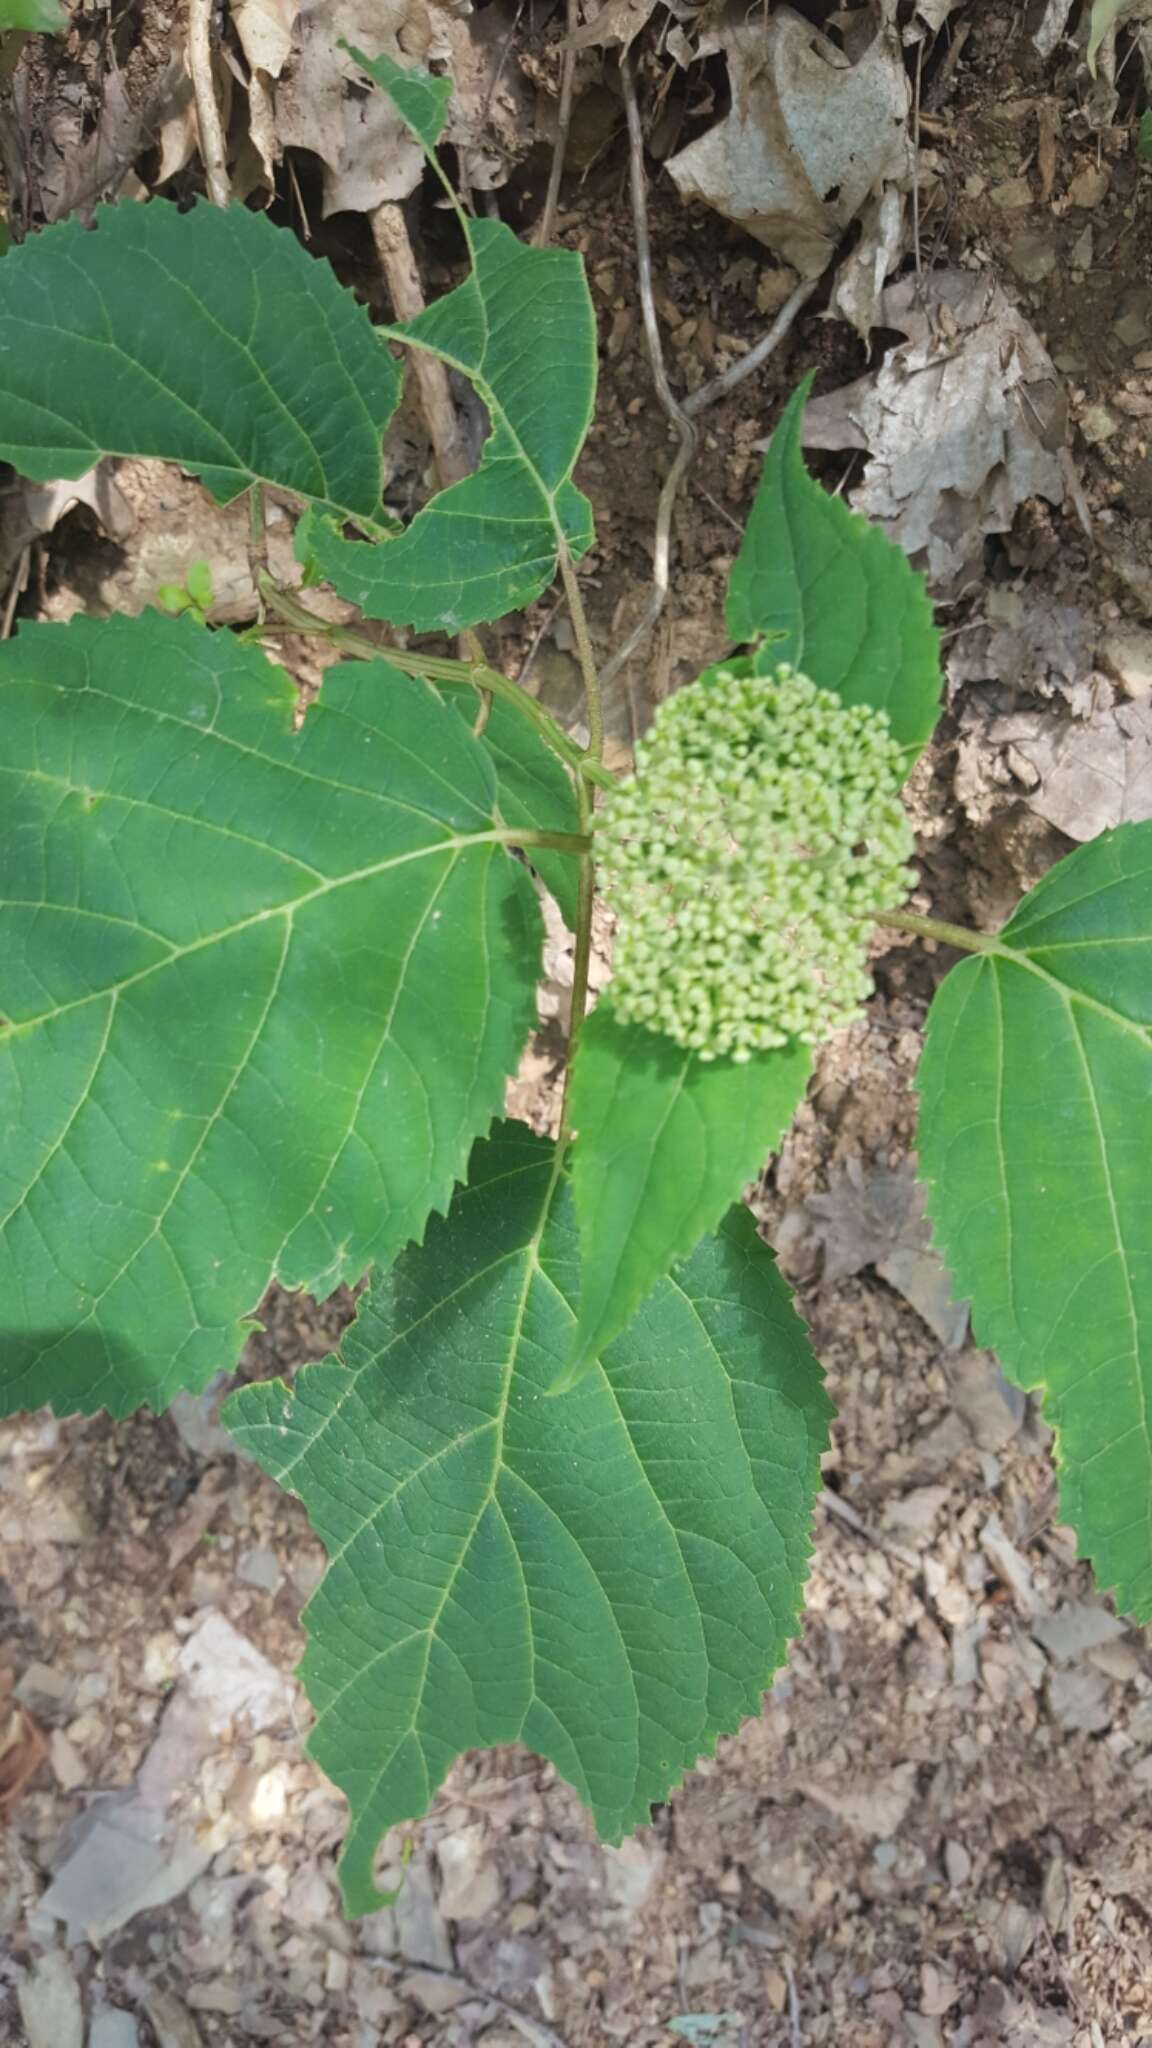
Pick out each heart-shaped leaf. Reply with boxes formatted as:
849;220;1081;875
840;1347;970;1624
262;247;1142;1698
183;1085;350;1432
918;822;1152;1616
225;1121;830;1912
0;613;541;1418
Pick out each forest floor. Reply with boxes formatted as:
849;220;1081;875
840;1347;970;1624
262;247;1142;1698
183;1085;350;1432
3;3;1152;2045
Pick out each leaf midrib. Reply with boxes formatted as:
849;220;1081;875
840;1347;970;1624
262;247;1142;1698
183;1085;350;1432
992;942;1152;1048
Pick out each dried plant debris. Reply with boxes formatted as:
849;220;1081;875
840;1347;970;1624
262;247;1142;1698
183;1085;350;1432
665;5;911;278
956;692;1152;844
786;1155;968;1349
946;589;1098;714
801;271;1067;593
272;0;535;213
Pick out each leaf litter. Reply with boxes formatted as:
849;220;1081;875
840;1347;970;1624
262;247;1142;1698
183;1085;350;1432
6;3;1152;2043
800;270;1068;592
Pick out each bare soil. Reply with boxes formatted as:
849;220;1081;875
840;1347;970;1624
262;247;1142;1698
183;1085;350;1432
3;6;1152;2046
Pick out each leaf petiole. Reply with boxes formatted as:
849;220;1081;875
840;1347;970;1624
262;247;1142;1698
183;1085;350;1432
872;908;996;954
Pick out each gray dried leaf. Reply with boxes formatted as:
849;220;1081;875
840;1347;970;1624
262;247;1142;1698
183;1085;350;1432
666;6;910;277
801;271;1067;593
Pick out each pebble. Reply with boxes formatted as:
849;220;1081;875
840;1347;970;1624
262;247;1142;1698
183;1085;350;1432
1099;626;1152;700
17;1951;83;2048
236;1545;283;1593
89;2010;141;2048
1067;163;1110;208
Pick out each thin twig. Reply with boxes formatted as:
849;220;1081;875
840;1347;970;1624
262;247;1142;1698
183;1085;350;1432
516;590;566;686
557;541;605;761
1;545;30;639
535;0;579;246
600;53;696;690
187;0;230;208
371;201;470;489
784;1958;803;2048
911;36;923;277
363;1955;571;2048
682;278;818;418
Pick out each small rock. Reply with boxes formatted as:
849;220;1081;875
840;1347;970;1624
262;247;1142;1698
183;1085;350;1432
1030;1602;1126;1664
401;1970;469;2016
801;1760;917;1840
89;2009;141;2048
882;1486;949;1543
1047;1666;1113;1733
436;1826;501;1923
756;266;799;317
49;1729;86;1792
994;1898;1038;1972
17;1951;83;2048
1099;627;1152;701
602;1835;665;1915
1069;223;1094;270
1067;163;1110;208
1087;1637;1142;1682
990;176;1034;209
980;1516;1041;1614
950;1351;1026;1451
168;1376;239;1459
1114;308;1151;349
904;2018;944;2048
1006;233;1057;285
943;1839;971;1888
394;1851;454;1970
176;1611;293;1733
1080;402;1120;444
142;1632;181;1688
15;1662;72;1713
186;1982;242;2015
1041;1853;1071;1933
324;1949;350;1994
236;1545;282;1594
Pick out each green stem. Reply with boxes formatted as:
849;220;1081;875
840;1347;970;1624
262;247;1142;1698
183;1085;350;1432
558;772;596;1143
507;830;591;856
557;542;605;766
256;574;616;792
872;908;995;955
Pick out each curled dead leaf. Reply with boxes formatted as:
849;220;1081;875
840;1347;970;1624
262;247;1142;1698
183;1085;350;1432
666;7;910;276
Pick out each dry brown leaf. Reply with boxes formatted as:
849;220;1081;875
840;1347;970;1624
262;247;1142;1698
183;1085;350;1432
0;1696;48;1815
801;270;1066;592
273;0;533;215
665;6;910;277
976;697;1152;843
569;0;659;51
231;0;299;77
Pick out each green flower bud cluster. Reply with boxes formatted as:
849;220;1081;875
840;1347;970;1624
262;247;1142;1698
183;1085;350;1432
597;664;916;1061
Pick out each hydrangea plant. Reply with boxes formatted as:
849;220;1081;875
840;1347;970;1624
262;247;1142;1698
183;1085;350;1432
1;48;1149;1915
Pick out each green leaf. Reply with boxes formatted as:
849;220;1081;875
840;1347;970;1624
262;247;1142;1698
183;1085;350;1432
0;612;541;1419
345;45;452;150
460;695;582;928
726;378;941;764
0;200;398;516
0;0;65;26
565;1004;812;1383
917;822;1152;1617
300;55;597;632
225;1121;829;1913
1088;0;1125;73
1138;109;1152;162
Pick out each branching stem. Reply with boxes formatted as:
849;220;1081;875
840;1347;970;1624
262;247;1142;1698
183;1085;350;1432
255;574;615;790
